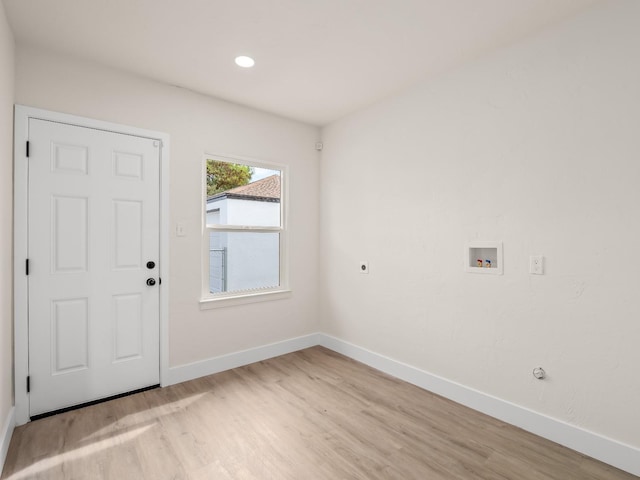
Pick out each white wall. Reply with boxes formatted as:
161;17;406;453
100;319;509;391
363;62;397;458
225;199;280;291
208;198;281;293
0;0;14;450
320;0;640;450
14;46;321;367
226;197;280;227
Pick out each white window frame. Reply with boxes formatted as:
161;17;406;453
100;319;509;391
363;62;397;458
200;153;291;309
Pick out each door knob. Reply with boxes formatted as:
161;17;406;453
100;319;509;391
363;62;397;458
146;261;156;269
146;278;156;286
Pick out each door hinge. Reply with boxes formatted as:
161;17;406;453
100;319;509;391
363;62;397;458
26;141;30;158
27;376;30;393
25;258;29;275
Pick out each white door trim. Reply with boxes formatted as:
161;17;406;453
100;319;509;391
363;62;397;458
13;105;170;425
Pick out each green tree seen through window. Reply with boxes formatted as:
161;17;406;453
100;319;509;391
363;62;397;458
206;160;253;196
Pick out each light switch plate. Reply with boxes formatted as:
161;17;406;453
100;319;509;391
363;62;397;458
530;255;544;275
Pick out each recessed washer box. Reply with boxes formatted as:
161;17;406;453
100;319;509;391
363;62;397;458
465;241;503;275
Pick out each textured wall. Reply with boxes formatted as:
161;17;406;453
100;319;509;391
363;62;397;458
320;0;640;448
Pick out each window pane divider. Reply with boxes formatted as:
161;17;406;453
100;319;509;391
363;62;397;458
206;225;282;233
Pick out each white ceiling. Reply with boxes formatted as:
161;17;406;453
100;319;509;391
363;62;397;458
3;0;600;126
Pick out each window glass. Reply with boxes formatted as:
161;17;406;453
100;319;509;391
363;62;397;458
209;231;280;294
206;160;281;227
204;157;285;298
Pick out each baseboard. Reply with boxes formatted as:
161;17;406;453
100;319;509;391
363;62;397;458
166;333;321;386
317;334;640;477
0;407;15;477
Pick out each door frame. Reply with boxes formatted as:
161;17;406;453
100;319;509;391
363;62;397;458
13;105;170;425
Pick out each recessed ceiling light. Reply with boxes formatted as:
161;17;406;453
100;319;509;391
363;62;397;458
235;56;255;68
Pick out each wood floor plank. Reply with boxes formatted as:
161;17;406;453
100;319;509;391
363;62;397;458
1;346;636;480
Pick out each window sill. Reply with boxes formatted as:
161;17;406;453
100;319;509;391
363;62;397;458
199;289;292;310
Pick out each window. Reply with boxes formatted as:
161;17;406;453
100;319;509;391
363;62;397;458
201;155;288;306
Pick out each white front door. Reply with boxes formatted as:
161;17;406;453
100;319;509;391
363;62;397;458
27;118;160;417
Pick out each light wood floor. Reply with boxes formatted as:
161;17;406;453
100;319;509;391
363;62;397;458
2;347;636;480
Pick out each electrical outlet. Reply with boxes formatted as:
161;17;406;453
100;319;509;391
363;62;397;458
359;261;369;274
530;255;544;275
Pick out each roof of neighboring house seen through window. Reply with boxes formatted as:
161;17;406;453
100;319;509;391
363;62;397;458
207;174;281;204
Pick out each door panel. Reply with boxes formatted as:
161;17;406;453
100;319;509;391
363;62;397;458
52;142;88;175
51;298;89;374
51;195;89;273
113;293;143;362
113;200;143;269
28;119;160;417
